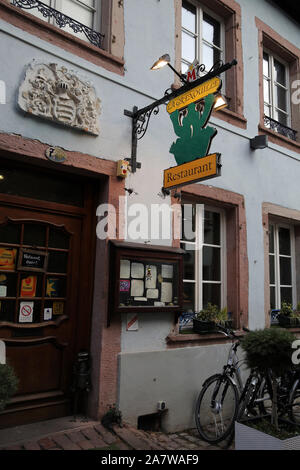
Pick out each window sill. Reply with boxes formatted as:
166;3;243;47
0;0;125;75
212;107;247;130
259;123;300;153
166;329;246;347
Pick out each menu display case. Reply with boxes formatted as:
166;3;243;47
108;241;184;324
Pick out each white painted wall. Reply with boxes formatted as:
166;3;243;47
118;344;248;431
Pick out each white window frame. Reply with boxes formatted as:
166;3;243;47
181;0;225;76
181;203;227;313
263;49;291;127
269;222;297;309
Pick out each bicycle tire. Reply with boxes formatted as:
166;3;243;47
195;374;239;444
288;378;300;424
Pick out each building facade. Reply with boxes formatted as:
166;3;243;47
0;0;299;431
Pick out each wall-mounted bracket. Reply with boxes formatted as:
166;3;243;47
124;59;238;173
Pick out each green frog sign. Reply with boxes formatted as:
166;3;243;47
164;77;222;190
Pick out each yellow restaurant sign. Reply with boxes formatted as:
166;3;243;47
166;77;222;114
163;153;221;190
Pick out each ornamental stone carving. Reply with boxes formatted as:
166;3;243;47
18;62;101;135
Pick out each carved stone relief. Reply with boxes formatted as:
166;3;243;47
18;62;101;135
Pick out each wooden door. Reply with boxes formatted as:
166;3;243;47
0;203;89;428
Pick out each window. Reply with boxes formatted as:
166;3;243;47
263;51;290;128
176;0;246;128
269;223;296;309
256;18;300;148
181;1;224;75
7;0;124;74
181;203;226;315
11;0;102;47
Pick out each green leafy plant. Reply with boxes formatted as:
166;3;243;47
241;328;296;431
101;403;122;429
280;302;293;317
195;303;219;322
195;303;229;324
0;364;18;411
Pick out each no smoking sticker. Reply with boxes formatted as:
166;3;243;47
19;302;34;323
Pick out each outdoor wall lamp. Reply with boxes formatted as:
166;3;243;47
213;93;228;111
150;53;187;84
250;135;268;150
124;58;238;173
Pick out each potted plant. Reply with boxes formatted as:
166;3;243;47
193;303;232;333
235;327;300;450
278;302;300;328
0;363;18;412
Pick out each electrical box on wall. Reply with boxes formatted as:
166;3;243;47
117;160;130;178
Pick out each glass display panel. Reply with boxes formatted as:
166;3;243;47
119;258;179;307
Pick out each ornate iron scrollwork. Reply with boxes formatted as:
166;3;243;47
12;0;104;49
134;106;160;141
264;115;297;141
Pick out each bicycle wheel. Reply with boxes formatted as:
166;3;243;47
289;379;300;424
195;374;239;444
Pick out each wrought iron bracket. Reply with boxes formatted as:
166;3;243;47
124;59;237;173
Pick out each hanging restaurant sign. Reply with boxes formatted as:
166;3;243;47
166;77;221;114
163;77;222;190
164;153;221;190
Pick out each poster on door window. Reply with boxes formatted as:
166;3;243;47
53;301;64;316
44;308;52;321
19;301;34;323
46;278;60;297
0;248;17;272
20;276;37;297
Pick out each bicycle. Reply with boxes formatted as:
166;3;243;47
257;365;300;424
194;325;264;444
194;324;300;445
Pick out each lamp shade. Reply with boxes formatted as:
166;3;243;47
214;93;228;111
150;54;171;70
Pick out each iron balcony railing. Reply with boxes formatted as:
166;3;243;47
12;0;105;49
264;115;297;142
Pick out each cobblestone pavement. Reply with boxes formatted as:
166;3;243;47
0;420;234;451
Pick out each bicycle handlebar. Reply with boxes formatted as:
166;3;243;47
214;323;251;340
214;323;238;339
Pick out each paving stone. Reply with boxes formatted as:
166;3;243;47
78;439;95;450
3;445;23;450
116;441;131;450
132;429;166;450
183;435;201;443
38;437;57;450
23;441;41;450
94;423;118;445
81;427;106;446
52;434;81;450
112;425;152;451
67;431;86;444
